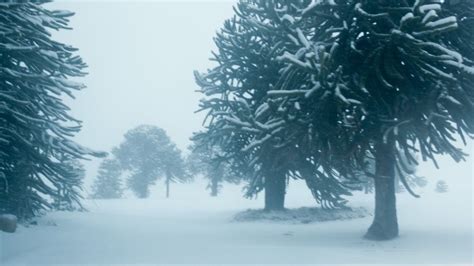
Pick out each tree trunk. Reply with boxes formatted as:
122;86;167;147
210;176;218;197
364;183;370;194
264;170;286;211
165;173;170;199
365;141;399;240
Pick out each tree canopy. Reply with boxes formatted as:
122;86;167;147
0;2;105;219
113;125;188;198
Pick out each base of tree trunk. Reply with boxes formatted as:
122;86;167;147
264;171;286;211
365;142;399;241
210;178;219;197
364;221;398;240
263;207;285;211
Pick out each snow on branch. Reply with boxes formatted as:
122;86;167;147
276;51;312;70
267;89;309;97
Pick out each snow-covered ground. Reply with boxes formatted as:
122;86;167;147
1;175;472;265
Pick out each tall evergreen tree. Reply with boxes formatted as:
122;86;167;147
90;159;123;199
0;2;105;219
251;0;474;239
194;0;353;211
113;125;189;198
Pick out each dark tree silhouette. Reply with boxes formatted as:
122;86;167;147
246;0;474;239
194;1;353;211
0;2;105;219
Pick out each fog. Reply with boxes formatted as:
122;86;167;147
47;1;235;189
48;1;473;192
1;1;472;265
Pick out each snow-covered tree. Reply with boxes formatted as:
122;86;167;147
90;159;123;199
113;125;189;198
194;0;353;211
256;0;474;239
0;2;105;219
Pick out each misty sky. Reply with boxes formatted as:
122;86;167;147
45;1;472;192
46;1;235;187
49;1;234;152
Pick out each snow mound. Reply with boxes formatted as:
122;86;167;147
233;207;371;224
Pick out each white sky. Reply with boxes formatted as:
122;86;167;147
45;1;472;195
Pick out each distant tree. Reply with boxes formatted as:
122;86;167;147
0;2;105;219
113;125;189;198
187;142;240;196
160;141;189;198
435;180;449;193
90;159;123;199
